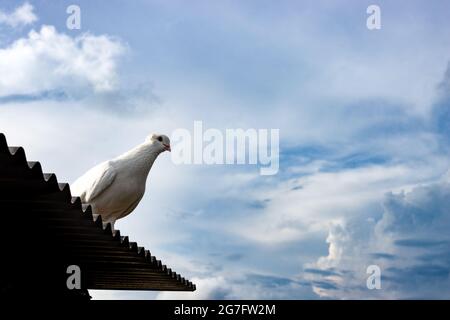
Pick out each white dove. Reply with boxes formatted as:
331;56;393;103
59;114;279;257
71;133;171;231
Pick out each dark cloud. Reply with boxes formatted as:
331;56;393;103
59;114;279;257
410;265;450;278
385;265;450;288
0;90;69;103
380;180;450;235
416;252;450;264
245;273;297;288
307;174;450;298
311;280;338;290
370;253;397;260
432;62;450;139
303;268;339;276
394;239;450;248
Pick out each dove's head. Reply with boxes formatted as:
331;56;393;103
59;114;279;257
147;133;171;152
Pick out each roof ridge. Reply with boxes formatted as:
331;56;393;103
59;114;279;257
0;132;195;291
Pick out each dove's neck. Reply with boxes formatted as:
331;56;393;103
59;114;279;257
116;141;162;177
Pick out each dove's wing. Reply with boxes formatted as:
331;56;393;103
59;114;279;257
72;161;116;202
86;162;116;202
118;193;144;220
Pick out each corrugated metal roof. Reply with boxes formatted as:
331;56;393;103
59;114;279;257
0;133;195;293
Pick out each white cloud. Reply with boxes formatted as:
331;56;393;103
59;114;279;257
305;173;450;299
1;1;449;300
0;25;124;96
231;162;447;245
0;2;37;27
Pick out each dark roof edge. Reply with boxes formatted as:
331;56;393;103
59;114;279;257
0;132;196;291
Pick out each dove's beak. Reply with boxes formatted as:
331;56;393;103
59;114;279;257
163;143;171;152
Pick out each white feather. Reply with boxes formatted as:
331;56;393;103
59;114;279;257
71;134;170;230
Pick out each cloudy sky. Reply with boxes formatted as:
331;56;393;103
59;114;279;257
1;0;450;299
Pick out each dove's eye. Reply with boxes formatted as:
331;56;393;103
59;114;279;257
157;136;163;142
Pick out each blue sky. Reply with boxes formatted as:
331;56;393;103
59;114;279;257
1;0;450;299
